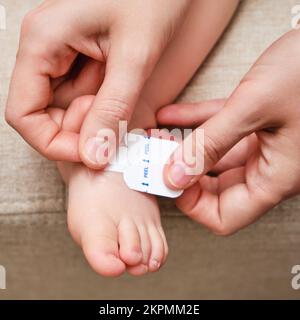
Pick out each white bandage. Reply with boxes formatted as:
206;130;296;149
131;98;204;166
105;133;183;198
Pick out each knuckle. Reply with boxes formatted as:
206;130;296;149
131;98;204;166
250;175;282;206
20;9;59;57
123;44;160;78
5;107;19;128
43;148;56;161
237;79;274;111
72;95;94;110
20;11;48;58
136;46;158;69
185;209;198;220
212;223;235;237
204;134;222;166
94;99;131;125
21;9;43;34
230;78;292;133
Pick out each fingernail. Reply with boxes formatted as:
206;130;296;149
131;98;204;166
168;163;195;188
84;137;110;165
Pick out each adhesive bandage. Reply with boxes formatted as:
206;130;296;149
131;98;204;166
104;133;183;198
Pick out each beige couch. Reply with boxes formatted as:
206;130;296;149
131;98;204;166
0;0;300;299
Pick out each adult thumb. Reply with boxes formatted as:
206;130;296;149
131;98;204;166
164;84;267;189
79;45;156;169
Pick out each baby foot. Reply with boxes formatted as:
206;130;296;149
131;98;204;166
53;95;168;276
58;160;168;277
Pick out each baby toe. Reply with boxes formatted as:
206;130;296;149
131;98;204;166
118;219;143;266
81;221;126;277
147;225;165;272
127;225;151;276
127;264;149;276
139;225;152;266
158;226;169;264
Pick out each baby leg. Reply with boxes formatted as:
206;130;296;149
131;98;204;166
59;0;239;277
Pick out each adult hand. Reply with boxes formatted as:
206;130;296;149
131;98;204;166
158;30;300;235
6;0;190;168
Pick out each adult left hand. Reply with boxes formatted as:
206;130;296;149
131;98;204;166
157;30;300;235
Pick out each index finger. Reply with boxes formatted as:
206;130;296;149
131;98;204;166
5;52;80;162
